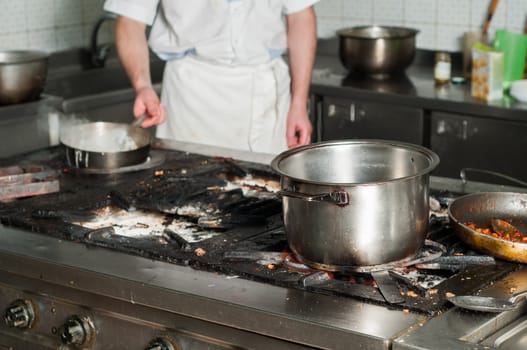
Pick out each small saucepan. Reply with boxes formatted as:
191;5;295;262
60;122;152;169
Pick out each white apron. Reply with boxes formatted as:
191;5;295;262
156;57;290;154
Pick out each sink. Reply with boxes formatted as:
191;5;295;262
44;59;165;99
45;65;132;99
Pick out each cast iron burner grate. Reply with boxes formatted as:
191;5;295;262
281;240;447;274
221;215;519;315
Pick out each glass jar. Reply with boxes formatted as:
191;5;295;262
434;52;452;85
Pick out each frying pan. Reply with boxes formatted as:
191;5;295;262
448;192;527;263
60;122;152;169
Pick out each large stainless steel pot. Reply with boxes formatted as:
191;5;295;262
337;26;418;79
60;122;151;169
0;50;49;105
271;140;439;270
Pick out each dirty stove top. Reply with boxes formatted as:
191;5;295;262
0;146;521;316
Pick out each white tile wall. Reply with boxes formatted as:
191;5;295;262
0;0;525;53
0;0;108;52
0;0;27;34
342;0;373;21
404;0;436;24
316;0;527;51
506;0;527;30
373;0;404;25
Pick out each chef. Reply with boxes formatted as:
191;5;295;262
103;0;319;154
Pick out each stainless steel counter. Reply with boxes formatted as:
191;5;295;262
310;52;527;122
394;268;527;350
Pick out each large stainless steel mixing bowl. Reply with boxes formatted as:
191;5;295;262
0;50;49;105
337;26;418;79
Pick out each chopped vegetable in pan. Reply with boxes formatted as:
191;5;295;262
465;222;527;243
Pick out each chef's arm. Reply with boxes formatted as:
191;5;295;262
285;6;317;148
115;16;166;127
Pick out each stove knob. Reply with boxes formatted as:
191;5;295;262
59;315;94;346
4;299;35;329
145;337;177;350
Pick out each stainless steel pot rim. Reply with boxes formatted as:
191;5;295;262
0;50;49;64
61;137;150;153
60;121;152;153
61;143;150;155
337;26;419;39
270;139;440;186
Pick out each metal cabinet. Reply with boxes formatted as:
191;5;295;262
320;96;424;144
308;93;322;142
430;111;527;182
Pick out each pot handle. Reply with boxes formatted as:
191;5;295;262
460;168;527;187
277;190;349;206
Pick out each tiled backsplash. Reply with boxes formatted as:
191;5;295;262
0;0;525;53
0;0;110;52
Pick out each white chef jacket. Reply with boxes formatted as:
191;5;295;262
104;0;319;65
104;0;319;154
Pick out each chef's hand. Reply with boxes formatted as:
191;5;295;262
286;103;312;148
133;86;167;128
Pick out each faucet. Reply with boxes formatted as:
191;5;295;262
90;12;118;68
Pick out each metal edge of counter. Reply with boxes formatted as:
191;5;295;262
0;224;426;350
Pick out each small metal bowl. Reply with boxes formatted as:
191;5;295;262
337;26;419;79
0;50;49;105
